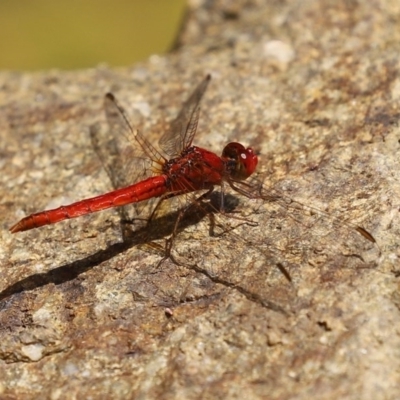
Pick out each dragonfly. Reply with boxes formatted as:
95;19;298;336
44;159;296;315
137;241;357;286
9;75;259;235
9;75;378;299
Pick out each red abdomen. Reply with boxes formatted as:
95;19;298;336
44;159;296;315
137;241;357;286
10;175;168;233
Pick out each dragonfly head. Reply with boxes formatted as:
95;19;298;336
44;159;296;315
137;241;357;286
222;142;258;180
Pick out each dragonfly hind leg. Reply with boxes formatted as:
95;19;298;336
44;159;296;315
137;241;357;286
155;188;216;267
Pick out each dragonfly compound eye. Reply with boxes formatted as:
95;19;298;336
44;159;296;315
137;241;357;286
222;142;258;180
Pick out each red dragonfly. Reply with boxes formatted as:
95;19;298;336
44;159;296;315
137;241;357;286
9;75;259;234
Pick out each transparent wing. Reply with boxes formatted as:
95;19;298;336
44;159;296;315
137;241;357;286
90;93;165;221
159;75;211;157
167;180;380;313
91;79;213;224
103;93;165;184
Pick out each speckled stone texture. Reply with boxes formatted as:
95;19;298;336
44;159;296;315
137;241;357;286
1;0;400;399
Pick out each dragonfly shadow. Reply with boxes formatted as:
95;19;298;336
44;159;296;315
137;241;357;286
0;192;239;304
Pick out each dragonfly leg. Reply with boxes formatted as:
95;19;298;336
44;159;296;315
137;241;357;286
156;188;216;267
145;190;188;228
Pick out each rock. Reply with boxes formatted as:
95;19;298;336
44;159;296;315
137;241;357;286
1;1;399;398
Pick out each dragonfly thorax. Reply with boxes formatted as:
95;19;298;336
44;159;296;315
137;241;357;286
163;145;227;193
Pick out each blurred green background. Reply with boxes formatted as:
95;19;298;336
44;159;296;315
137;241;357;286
0;0;187;71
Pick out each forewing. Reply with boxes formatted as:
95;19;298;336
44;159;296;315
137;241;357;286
248;174;379;271
167;177;379;313
104;93;161;184
159;75;211;157
91;93;161;221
